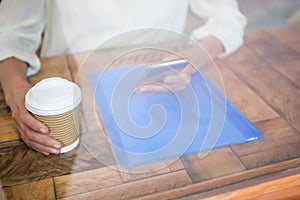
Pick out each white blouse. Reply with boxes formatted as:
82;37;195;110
0;0;247;76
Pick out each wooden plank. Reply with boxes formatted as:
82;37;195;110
240;141;300;169
29;55;73;85
232;118;300;156
216;61;278;123
0;115;20;143
244;31;300;65
0;89;20;145
258;185;300;200
67;51;114;88
181;147;246;183
0;140;23;149
3;178;55;200
203;174;300;200
82;110;103;132
235;117;300;169
270;59;300;88
54;167;121;198
267;25;300;43
267;26;300;85
180;167;300;200
80;130;117;167
0;141;105;187
119;158;184;183
138;158;300;200
78;109;88;133
79;85;104;132
59;170;192;200
67;48;169;89
104;48;168;68
80;86;96;113
227;49;300;132
222;45;258;65
66;52;89;80
286;40;300;54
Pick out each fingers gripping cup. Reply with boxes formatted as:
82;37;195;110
25;77;82;153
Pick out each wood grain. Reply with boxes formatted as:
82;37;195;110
82;110;104;132
3;178;55;200
29;55;73;85
60;170;192;200
0;115;19;143
181;147;246;183
270;58;300;88
286;40;300;54
54;167;121;198
236;117;300;169
180;167;300;200
138;158;300;200
119;158;184;183
266;25;300;87
244;31;299;65
67;51;114;88
80;130;117;167
232;117;300;156
267;25;300;43
227;48;300;132
0;141;105;187
0;93;20;146
216;61;278;123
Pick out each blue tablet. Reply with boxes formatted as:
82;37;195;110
88;63;264;168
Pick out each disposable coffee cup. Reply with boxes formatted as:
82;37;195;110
25;77;82;153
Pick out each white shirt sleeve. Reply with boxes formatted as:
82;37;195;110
0;0;44;76
189;0;247;58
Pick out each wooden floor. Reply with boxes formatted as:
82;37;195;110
1;24;300;199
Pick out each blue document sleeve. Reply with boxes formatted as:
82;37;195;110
88;64;264;168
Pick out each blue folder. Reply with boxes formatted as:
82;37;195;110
88;64;264;168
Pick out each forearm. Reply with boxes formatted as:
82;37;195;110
0;57;30;108
190;0;247;57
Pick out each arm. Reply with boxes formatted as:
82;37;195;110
137;0;246;93
189;0;247;57
0;0;61;155
0;58;61;155
136;35;224;92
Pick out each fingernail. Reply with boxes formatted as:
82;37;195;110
40;128;47;134
43;152;49;156
51;148;60;154
53;144;61;149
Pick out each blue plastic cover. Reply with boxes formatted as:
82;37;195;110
88;64;264;168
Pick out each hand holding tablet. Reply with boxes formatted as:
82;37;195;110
135;58;191;93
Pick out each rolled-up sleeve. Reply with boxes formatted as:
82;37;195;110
189;0;247;58
0;0;44;76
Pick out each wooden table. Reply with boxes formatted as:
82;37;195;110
1;25;300;200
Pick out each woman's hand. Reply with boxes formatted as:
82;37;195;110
135;61;194;93
0;58;62;155
10;82;62;155
135;35;224;93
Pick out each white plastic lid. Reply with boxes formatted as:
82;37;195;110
25;77;82;115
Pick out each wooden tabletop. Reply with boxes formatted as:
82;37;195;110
1;25;300;200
